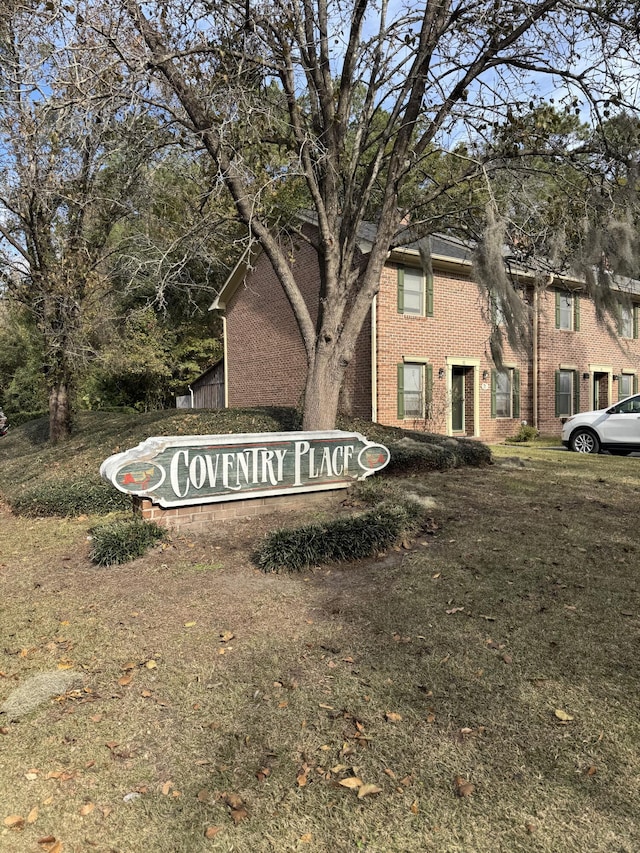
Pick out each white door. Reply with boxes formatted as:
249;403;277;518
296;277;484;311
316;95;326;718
600;395;640;444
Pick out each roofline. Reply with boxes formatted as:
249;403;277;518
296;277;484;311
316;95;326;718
209;244;263;311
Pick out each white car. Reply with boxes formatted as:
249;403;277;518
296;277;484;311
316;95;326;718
562;394;640;454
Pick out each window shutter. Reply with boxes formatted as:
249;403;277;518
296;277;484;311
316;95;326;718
397;268;404;313
491;369;497;419
426;273;434;317
555;291;561;328
512;369;520;419
634;305;639;339
425;363;433;415
555;370;561;417
397;363;405;418
573;295;580;331
634;375;639;395
573;370;580;415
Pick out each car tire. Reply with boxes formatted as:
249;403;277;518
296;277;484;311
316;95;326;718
570;428;600;454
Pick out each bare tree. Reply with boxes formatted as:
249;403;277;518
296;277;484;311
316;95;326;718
101;0;639;429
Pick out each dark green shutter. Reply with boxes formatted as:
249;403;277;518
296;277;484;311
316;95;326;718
491;369;497;418
397;268;404;313
635;375;639;395
397;363;405;418
426;273;434;317
425;363;433;414
573;294;580;331
573;370;580;415
634;305;639;339
555;370;561;417
512;369;520;419
555;291;561;328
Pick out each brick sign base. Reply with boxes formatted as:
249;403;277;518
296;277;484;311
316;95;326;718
133;488;345;532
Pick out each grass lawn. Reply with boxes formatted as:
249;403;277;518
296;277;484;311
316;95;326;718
1;428;639;852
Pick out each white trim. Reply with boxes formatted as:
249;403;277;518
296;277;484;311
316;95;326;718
445;358;481;437
222;316;229;408
371;296;377;422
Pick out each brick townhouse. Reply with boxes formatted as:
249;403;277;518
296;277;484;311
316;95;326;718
210;225;640;441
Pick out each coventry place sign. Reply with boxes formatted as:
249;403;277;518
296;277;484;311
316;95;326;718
100;430;391;508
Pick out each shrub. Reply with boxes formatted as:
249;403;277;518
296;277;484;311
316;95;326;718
254;496;426;573
505;424;540;444
5;410;49;427
89;517;167;566
10;478;130;517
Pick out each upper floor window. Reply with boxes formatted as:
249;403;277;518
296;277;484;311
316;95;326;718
397;266;433;317
555;291;580;331
620;304;638;339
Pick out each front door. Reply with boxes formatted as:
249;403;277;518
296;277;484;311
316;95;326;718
452;368;465;432
593;372;609;410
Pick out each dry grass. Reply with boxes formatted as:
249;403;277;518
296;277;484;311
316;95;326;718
1;443;640;852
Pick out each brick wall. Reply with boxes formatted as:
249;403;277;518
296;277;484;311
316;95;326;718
134;489;345;531
375;262;531;442
536;288;640;435
225;231;371;418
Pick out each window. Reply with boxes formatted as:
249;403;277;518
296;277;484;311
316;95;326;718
555;291;580;331
619;374;638;400
397;266;433;316
397;362;433;419
555;369;580;417
620;304;638;339
491;368;520;419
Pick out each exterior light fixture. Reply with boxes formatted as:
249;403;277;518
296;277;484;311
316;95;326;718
582;372;590;380
612;374;619;381
438;368;444;379
482;370;489;380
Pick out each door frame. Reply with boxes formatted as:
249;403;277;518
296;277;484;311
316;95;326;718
446;357;480;437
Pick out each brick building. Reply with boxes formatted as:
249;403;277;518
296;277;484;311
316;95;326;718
211;228;640;441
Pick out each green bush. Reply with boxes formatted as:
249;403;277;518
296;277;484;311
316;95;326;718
10;478;131;517
505;424;540;444
5;410;49;427
254;496;426;573
89;517;167;566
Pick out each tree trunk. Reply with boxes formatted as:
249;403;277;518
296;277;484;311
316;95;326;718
301;349;346;431
49;382;72;444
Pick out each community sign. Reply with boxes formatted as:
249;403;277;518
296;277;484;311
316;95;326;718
100;430;391;508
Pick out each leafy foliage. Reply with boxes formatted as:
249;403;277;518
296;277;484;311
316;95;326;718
89;517;167;566
254;494;426;573
10;478;130;518
505;424;540;444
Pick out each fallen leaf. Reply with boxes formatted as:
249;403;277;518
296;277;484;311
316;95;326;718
230;808;248;825
90;714;102;723
357;783;382;798
117;675;133;687
145;660;157;669
25;772;39;781
4;815;24;829
410;800;419;814
161;781;173;796
554;709;574;722
454;775;475;797
502;654;513;664
48;843;63;853
121;662;137;671
585;765;597;776
79;803;95;816
385;711;402;723
224;793;245;810
37;836;56;845
184;621;197;628
383;768;396;780
220;631;234;643
300;833;313;843
339;777;363;789
296;772;307;787
0;727;9;735
204;826;221;838
27;806;39;824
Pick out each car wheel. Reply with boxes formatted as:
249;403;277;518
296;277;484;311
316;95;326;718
608;448;631;456
570;428;600;454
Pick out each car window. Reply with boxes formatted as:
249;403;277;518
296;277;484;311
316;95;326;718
615;396;640;414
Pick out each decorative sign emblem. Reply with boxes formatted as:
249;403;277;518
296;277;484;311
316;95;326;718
101;430;390;508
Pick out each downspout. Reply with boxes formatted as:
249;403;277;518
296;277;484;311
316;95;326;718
222;315;229;408
371;296;377;422
188;384;195;409
532;285;539;429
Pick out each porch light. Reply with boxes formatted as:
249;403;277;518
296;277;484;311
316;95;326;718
582;372;590;380
612;374;619;381
438;368;444;379
482;370;489;380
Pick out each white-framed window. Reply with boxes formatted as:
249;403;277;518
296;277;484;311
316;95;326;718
555;369;579;417
619;373;637;400
397;266;433;317
491;368;520;419
397;361;433;419
555;290;579;331
620;304;638;339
